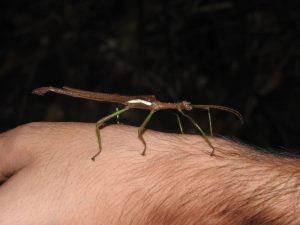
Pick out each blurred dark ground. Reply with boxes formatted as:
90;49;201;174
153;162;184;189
0;0;299;155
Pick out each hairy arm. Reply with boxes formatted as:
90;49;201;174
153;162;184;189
0;123;299;225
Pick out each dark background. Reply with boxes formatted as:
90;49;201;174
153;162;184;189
1;0;299;155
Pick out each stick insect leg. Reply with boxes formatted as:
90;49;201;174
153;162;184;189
138;110;156;156
174;113;184;134
178;109;215;156
207;108;213;136
115;106;120;124
92;107;130;161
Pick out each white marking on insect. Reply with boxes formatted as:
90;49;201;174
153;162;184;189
127;99;152;106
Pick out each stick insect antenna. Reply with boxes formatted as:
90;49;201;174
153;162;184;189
192;105;244;124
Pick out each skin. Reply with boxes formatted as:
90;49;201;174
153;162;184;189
0;122;299;225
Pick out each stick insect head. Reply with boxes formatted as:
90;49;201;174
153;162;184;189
181;101;193;111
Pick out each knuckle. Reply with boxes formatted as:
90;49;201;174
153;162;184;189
4;122;52;153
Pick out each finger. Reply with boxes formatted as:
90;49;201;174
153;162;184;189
0;123;43;182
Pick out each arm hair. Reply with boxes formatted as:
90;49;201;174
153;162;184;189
117;132;300;225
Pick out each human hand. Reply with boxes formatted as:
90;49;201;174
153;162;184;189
0;123;155;225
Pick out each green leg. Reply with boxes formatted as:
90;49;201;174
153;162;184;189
115;106;120;124
92;107;130;161
138;110;156;156
174;113;184;134
178;109;215;156
207;108;213;136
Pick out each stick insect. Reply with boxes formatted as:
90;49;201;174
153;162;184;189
32;86;243;161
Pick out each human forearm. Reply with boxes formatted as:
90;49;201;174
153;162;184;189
115;131;300;225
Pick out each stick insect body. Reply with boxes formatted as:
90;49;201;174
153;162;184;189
32;86;243;160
